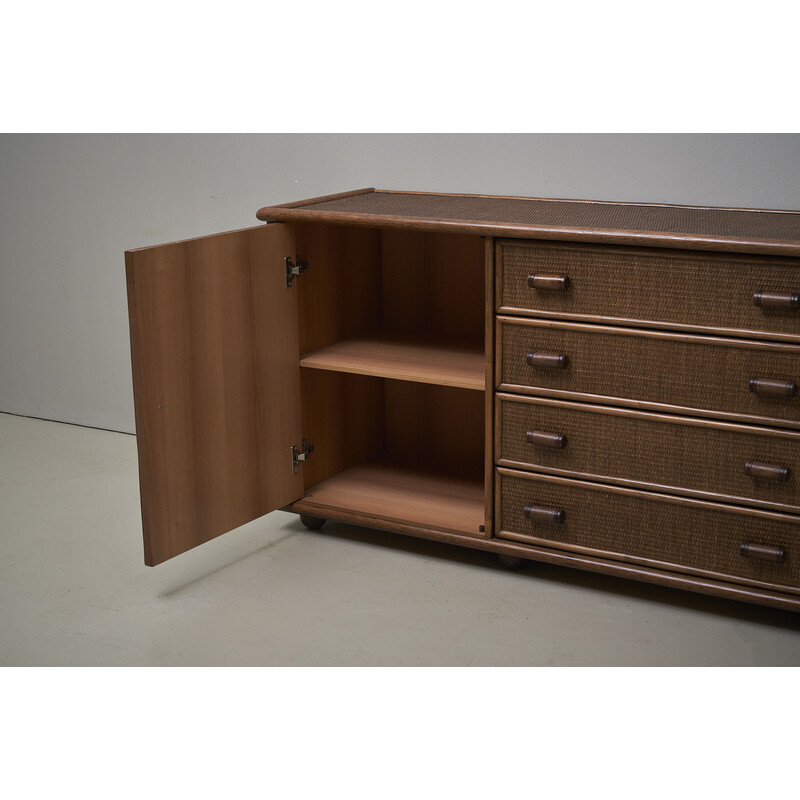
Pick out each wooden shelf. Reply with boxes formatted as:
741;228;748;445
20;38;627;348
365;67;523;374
293;459;486;537
299;332;485;391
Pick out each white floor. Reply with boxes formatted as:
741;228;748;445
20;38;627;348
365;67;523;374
2;411;800;666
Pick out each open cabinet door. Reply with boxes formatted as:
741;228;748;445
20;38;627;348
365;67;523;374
125;224;303;565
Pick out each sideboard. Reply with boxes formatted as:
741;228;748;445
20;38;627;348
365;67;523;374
125;188;800;611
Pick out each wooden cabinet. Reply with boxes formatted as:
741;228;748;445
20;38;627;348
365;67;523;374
125;187;800;612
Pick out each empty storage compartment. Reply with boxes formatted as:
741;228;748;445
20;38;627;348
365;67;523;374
289;222;490;537
294;224;486;389
293;371;488;537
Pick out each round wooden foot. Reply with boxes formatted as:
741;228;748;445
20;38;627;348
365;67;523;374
299;514;327;530
498;554;526;570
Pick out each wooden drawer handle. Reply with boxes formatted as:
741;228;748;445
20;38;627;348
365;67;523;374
740;542;786;563
753;291;800;311
524;504;566;524
748;377;798;398
745;460;790;482
528;274;570;290
526;351;570;369
526;430;568;449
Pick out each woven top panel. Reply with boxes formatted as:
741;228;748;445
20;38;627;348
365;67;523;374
257;190;800;255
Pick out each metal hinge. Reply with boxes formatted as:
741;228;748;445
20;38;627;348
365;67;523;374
291;439;314;473
285;256;308;287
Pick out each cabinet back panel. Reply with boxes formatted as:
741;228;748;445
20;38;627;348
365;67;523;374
296;223;382;356
381;229;485;340
384;381;485;473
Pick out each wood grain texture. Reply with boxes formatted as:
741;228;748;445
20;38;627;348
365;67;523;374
294;458;486;537
384;381;485;474
125;224;303;566
295;222;382;356
299;331;485;390
381;229;485;339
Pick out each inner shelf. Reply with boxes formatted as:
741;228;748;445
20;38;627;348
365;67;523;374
299;331;485;391
293;458;486;537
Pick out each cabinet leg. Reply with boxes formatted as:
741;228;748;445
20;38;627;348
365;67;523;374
299;514;327;530
498;554;526;570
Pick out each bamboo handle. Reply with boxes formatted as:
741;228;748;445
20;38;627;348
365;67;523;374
528;274;570;290
524;504;566;524
526;430;568;449
526;351;570;369
749;377;798;398
745;461;790;482
753;291;799;311
740;542;786;563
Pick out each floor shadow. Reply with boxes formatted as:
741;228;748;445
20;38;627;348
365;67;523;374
300;518;800;632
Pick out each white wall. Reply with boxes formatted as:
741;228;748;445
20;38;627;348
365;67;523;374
1;133;799;434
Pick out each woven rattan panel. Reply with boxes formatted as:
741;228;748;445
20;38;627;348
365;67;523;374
498;397;800;511
298;192;800;243
499;320;800;427
499;241;800;340
498;471;800;590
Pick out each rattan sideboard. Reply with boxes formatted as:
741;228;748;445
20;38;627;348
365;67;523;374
125;188;800;611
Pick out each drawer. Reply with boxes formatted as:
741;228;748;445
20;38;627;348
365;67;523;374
496;394;800;512
497;318;800;429
497;240;800;342
497;468;800;592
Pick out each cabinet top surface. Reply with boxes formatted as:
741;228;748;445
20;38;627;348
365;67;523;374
256;188;800;257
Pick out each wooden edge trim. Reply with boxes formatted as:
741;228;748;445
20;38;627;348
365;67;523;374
495;236;800;265
257;187;375;218
496;466;800;523
496;307;800;345
484;237;495;538
297;359;485;391
518;543;800;612
495;458;800;516
125;224;268;254
378;188;800;216
290;499;486;540
496;314;800;351
250;208;800;257
124;254;153;566
496;384;800;432
283;506;800;612
496;528;800;598
494;392;800;439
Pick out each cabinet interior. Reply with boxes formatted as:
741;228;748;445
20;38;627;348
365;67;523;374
293;223;489;537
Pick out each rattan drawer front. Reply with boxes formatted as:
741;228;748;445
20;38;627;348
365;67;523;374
497;395;800;512
498;318;800;429
497;240;800;342
497;468;800;592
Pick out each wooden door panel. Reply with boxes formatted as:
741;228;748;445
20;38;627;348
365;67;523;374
126;224;303;565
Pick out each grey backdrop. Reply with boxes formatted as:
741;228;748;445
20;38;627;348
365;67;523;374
2;133;799;434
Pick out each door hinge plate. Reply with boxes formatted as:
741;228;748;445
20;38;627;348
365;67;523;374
286;256;308;287
291;439;314;473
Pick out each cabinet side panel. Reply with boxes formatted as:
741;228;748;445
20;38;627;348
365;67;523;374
485;236;495;536
125;224;303;565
